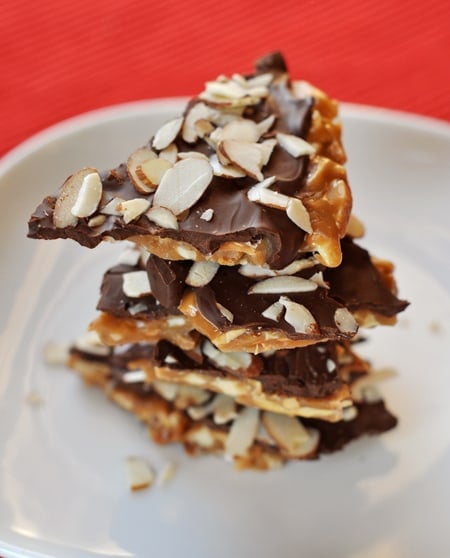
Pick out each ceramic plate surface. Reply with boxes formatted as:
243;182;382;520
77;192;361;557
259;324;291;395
0;100;449;558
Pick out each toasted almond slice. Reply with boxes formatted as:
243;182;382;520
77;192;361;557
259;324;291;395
127;147;158;194
239;263;275;278
248;275;318;294
212;394;237;425
276;256;318;275
261;301;284;321
194;118;214;138
159;143;178;164
100;196;124;216
125;457;155;491
225;407;259;457
182;102;215;143
87;214;106;228
187;399;216;420
204;80;246;99
203;340;252;371
262;412;308;450
334;307;358;335
153;158;213;215
70;171;102;218
146;206;178;230
258;139;277;165
244;72;274;88
309;271;329;289
153;381;179;401
262;412;319;457
186;261;219;287
279;296;318;333
256;114;276;136
157;462;176;486
122;270;151;297
137;158;173;188
53;167;98;228
219;119;260;142
122;370;147;383
152;116;183;151
209;153;246;178
178;151;209;161
217;302;234;323
276;133;315;157
176;385;210;407
247;185;289;209
219;140;264;181
117;198;151;224
286;197;313;234
200;208;214;221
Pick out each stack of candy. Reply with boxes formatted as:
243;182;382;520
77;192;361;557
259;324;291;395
28;53;407;470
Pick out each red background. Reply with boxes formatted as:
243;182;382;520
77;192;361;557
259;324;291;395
1;0;449;157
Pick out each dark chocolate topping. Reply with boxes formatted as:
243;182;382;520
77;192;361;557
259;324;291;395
27;54;316;269
146;257;190;309
325;237;409;316
97;263;174;320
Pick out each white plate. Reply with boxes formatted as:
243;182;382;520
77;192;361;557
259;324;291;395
1;101;449;558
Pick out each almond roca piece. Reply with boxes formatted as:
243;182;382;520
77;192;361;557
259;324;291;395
29;52;408;470
28;52;352;270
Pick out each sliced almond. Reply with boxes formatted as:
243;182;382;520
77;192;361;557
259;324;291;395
178;151;209;161
122;270;151;298
137;158;172;188
153;381;179;401
261;301;284;321
182;102;214;143
100;196;124;216
244;72;274;88
186;261;219;287
146;206;179;230
127;147;157;194
309;271;329;289
334;307;358;335
125;457;155;491
209;154;246;178
258;139;277;165
87;214;106;228
224;407;259;457
117;198;151;224
204;79;246;100
276;133;315;157
203;340;252;371
122;370;147;383
248;275;318;294
219;119;260;142
212;394;237;425
276;256;318;275
53;167;98;228
70;171;103;218
159;143;178;164
279;296;318;334
286;197;313;234
152;116;183;150
247;185;289;209
176;385;210;408
219;140;265;181
153;158;213;215
216;302;234;323
157;462;176;486
239;263;275;278
255;114;276;136
194;118;215;138
262;412;308;451
200;208;214;221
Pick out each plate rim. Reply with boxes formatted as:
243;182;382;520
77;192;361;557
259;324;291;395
1;99;449;182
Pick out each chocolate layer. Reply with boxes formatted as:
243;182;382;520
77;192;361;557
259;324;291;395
27;54;321;269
